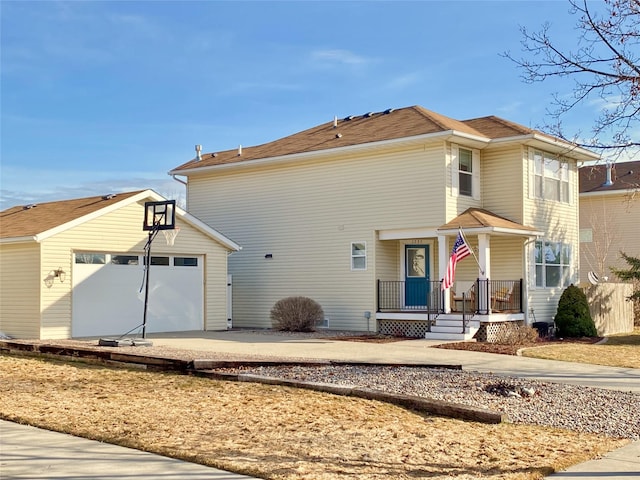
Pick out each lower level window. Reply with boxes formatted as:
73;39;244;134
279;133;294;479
534;240;571;288
351;242;366;270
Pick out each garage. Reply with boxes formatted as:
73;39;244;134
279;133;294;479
72;252;204;337
0;190;241;340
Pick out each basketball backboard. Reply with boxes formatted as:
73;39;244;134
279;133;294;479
143;200;176;231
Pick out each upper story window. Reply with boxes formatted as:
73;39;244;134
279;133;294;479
533;150;569;203
451;144;479;199
458;148;473;196
351;242;367;270
534;240;571;288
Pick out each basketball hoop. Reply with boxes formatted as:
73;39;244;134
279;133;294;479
162;226;180;246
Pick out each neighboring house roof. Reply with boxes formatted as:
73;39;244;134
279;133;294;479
170;105;599;174
438;208;543;237
0;190;241;251
579;160;640;195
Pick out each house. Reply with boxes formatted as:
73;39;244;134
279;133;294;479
169;106;599;340
0;190;240;339
579;160;640;283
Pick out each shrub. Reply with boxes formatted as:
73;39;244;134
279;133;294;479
270;296;324;332
493;323;539;345
554;284;598;337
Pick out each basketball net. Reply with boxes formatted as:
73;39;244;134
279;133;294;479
162;226;180;246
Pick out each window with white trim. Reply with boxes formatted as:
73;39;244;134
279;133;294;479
458;147;473;196
451;144;480;199
351;242;366;270
534;240;571;288
533;150;569;203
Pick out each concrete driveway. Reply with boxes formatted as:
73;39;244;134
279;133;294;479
146;330;640;393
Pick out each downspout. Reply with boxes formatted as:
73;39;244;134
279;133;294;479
522;236;539;325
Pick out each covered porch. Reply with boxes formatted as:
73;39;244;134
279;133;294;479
374;208;542;340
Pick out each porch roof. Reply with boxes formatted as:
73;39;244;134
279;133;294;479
437;208;543;237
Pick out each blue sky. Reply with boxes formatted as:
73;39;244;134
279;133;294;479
1;0;608;210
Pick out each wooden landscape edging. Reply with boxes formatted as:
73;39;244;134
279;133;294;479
199;370;506;424
0;341;190;371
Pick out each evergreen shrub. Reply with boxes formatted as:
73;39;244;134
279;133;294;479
554;284;597;337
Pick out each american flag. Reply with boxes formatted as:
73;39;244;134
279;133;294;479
442;232;471;290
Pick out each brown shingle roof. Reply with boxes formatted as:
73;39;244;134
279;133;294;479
0;191;145;239
579;161;640;193
439;208;540;233
171;105;548;173
462;115;534;139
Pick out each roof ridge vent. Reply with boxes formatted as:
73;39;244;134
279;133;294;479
364;111;374;118
102;194;116;200
383;108;395;114
343;115;355;121
23;204;37;210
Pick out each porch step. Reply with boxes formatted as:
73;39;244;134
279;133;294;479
433;318;480;329
425;320;479;341
425;331;477;341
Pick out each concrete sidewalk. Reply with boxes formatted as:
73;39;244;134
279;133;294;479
544;440;640;479
0;420;259;479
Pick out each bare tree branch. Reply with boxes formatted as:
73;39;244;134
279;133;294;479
503;0;640;160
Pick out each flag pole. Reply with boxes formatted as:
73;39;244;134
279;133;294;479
458;227;485;276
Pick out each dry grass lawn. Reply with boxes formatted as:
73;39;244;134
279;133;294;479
0;354;627;480
521;328;640;368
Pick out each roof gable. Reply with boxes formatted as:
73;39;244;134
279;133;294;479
579;161;640;193
438;208;541;236
0;191;145;240
0;190;241;251
171;105;566;174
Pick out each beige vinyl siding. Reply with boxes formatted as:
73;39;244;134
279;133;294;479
0;242;41;338
40;201;230;338
187;143;448;330
523;149;580;323
481;146;526;223
580;193;640;282
488;236;525;280
375;239;399;281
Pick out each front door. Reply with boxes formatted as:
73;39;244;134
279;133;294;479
405;245;430;307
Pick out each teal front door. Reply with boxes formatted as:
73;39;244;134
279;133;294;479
405;245;430;307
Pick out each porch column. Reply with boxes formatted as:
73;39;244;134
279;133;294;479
438;234;451;313
477;234;490;280
477;234;490;312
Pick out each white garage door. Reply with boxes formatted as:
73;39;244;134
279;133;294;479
72;252;203;338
